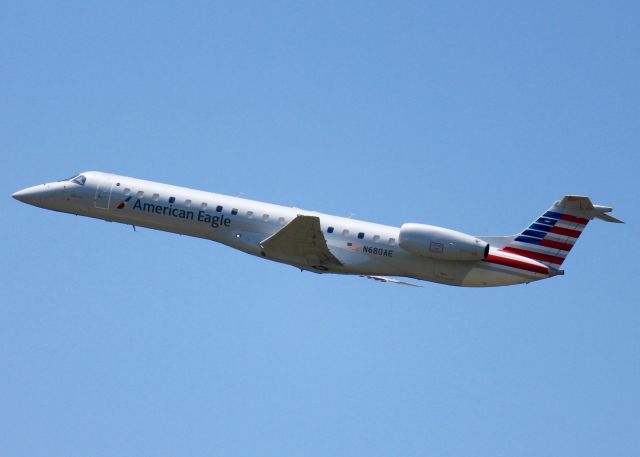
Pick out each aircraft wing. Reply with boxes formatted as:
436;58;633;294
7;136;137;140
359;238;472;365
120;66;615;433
260;215;343;268
362;275;422;287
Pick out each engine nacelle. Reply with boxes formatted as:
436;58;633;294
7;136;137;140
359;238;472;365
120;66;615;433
399;223;489;261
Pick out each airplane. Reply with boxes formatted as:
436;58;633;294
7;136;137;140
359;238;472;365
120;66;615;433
12;171;623;287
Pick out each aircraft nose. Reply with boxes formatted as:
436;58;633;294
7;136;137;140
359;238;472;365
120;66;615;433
12;185;47;205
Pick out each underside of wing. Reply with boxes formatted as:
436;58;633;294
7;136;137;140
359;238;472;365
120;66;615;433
362;275;422;287
260;215;343;269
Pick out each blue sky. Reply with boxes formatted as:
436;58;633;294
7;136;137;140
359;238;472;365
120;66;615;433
1;1;638;456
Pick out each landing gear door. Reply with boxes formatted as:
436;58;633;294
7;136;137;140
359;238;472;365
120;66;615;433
94;175;113;210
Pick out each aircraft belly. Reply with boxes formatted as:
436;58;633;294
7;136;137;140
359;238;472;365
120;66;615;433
460;263;546;287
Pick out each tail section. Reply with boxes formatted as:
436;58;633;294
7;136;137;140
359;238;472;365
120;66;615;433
502;196;623;270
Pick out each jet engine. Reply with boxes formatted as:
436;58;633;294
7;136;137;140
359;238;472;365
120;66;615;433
399;223;489;261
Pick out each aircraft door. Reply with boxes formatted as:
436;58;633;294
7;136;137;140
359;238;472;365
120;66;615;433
94;175;113;209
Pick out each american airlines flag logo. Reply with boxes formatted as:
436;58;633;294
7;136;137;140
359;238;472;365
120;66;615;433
429;241;444;253
504;209;590;268
116;195;132;209
347;242;359;252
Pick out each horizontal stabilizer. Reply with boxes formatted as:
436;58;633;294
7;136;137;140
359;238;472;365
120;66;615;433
557;195;624;223
594;211;624;223
592;205;624;223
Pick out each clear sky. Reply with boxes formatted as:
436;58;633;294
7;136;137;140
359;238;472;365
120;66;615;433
1;1;638;456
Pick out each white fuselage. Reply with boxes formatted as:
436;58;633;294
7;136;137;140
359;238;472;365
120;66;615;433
13;171;552;287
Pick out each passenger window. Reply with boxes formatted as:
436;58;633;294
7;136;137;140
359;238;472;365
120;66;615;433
200;202;207;210
246;211;254;218
357;232;365;239
123;188;131;196
262;214;269;221
373;235;380;242
342;229;350;236
136;191;144;198
327;227;334;233
152;193;159;201
231;208;238;215
277;217;285;225
185;199;192;207
216;205;223;212
389;238;396;245
169;196;175;203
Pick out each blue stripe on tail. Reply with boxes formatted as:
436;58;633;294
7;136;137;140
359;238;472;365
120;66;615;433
522;229;546;238
543;211;563;219
515;236;542;245
529;223;552;232
536;217;557;226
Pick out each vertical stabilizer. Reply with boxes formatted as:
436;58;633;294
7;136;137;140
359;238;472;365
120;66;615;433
501;196;622;270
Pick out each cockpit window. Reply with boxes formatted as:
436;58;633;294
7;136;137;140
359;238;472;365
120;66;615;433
71;175;86;185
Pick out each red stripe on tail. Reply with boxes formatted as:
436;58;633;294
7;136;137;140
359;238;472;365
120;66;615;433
549;226;582;238
501;247;565;265
560;214;589;225
539;239;574;251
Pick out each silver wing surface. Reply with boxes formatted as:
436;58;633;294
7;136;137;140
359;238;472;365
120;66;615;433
260;215;343;269
362;275;422;287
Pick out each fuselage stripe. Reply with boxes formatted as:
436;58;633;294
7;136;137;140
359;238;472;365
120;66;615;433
484;254;549;275
501;247;565;265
